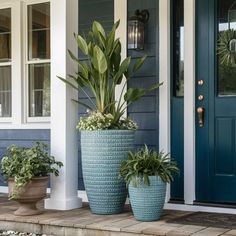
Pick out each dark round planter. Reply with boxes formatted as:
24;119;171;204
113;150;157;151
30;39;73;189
129;176;166;221
8;176;48;216
81;130;135;215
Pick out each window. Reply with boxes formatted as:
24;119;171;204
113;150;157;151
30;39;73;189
27;2;50;118
0;8;11;118
218;0;236;96
0;1;51;127
172;0;184;97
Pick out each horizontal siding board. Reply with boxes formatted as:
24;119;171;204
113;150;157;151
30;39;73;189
0;130;50;140
134;130;157;146
128;43;156;58
128;0;156;10
129;113;157;130
128;96;156;113
129;57;156;77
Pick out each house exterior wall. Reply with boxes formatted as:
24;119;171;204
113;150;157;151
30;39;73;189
127;0;159;151
0;0;160;191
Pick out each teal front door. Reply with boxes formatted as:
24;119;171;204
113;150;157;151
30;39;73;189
196;0;236;204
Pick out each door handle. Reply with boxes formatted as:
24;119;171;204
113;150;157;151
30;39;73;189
197;107;204;128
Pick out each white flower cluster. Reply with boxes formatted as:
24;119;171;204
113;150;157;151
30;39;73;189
77;111;138;131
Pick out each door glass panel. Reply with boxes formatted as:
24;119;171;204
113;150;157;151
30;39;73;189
173;0;184;97
0;8;11;62
218;0;236;96
29;63;50;117
28;3;50;60
0;66;11;117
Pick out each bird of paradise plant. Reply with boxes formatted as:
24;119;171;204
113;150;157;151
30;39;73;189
59;20;162;127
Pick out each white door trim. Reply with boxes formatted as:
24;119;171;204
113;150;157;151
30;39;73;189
159;0;196;204
159;0;171;201
184;0;196;205
159;0;171;159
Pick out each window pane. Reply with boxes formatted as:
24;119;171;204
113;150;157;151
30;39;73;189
173;0;184;97
0;8;11;62
0;66;11;117
218;0;236;96
28;3;50;60
29;63;50;117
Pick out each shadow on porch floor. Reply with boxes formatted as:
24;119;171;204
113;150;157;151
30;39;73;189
0;194;236;236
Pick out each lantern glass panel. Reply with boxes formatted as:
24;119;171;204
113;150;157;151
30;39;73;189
128;19;145;50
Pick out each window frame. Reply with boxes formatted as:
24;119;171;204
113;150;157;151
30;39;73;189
24;0;51;123
0;0;51;129
0;3;13;123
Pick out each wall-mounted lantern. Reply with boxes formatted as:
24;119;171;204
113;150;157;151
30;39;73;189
128;9;149;50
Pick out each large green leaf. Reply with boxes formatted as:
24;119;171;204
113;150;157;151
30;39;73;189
111;41;121;72
92;21;106;38
148;82;164;92
68;49;80;63
79;63;89;80
114;57;131;84
132;55;147;74
57;76;78;90
76;35;88;55
92;46;108;73
124;88;146;103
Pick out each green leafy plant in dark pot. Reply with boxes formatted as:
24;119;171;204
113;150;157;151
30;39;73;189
1;142;63;216
58;20;163;215
120;145;179;221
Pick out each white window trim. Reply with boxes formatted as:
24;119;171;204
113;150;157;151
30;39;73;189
0;0;51;129
23;0;51;124
0;1;22;126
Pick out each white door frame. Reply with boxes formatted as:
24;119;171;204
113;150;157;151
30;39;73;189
159;0;196;204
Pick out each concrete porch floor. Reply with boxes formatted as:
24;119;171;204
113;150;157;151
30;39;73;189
0;194;236;236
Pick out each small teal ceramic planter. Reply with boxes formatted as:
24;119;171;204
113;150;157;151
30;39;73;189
81;130;135;215
128;176;166;221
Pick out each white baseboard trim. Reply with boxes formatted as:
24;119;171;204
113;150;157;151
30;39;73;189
164;203;236;214
2;186;236;214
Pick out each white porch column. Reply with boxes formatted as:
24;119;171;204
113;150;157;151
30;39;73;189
114;0;127;117
184;0;196;205
45;0;82;210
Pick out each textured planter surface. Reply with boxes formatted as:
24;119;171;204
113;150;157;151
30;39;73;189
8;176;48;216
129;176;166;221
81;130;135;215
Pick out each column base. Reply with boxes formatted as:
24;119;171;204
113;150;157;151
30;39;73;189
44;196;82;210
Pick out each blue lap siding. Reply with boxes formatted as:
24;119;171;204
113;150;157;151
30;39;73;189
127;0;159;151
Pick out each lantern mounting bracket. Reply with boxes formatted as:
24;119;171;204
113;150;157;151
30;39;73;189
134;9;149;23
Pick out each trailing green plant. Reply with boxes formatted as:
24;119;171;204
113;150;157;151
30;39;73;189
58;20;162;129
1;142;63;199
119;145;179;187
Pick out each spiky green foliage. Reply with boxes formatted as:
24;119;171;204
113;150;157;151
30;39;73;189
58;21;163;126
119;145;179;187
1;142;63;199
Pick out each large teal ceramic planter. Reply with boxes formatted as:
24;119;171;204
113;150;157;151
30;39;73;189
81;130;135;215
129;176;166;221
